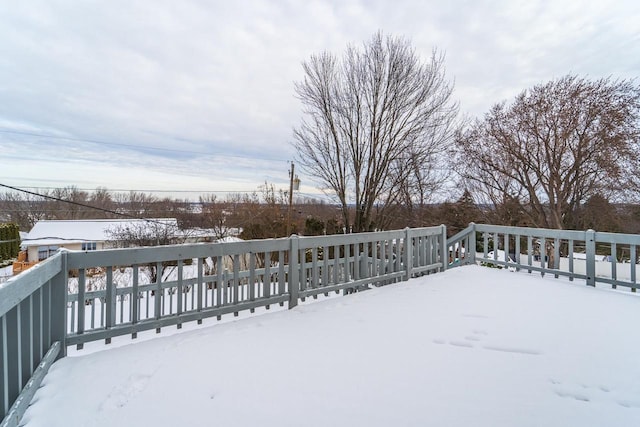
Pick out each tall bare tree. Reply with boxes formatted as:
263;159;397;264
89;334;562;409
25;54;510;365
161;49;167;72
456;75;640;229
293;31;458;232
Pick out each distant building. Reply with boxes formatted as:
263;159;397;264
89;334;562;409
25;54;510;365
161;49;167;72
22;218;179;263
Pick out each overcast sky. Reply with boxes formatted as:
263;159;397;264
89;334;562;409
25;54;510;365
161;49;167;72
1;0;638;200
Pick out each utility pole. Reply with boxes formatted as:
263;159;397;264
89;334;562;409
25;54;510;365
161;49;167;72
286;163;300;236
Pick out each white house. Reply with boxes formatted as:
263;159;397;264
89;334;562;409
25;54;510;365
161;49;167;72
23;218;179;262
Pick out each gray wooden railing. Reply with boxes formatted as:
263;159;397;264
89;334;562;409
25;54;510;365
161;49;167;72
1;226;447;426
0;253;67;427
447;223;640;291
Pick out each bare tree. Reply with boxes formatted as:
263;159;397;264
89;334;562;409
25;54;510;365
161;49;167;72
106;220;182;283
293;31;458;232
199;194;233;240
0;191;48;230
87;187;118;218
113;191;159;217
456;75;640;229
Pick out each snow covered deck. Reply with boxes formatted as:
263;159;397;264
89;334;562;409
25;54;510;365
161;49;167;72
21;266;640;427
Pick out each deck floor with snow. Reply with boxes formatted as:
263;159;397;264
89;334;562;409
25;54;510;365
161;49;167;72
21;265;640;427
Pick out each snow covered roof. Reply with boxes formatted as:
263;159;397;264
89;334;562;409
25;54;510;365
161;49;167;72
24;219;178;246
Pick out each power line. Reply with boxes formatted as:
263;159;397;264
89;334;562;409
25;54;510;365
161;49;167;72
0;185;266;194
0;183;178;227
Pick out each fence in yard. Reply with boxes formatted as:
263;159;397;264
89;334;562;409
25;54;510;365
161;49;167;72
447;223;640;291
1;226;447;427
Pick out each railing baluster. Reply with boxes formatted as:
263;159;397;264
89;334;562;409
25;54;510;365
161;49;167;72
312;247;319;292
540;237;546;277
585;229;596;287
233;254;240;315
404;229;413;280
611;243;617;289
19;301;31;390
353;243;360;284
631;245;637;292
216;257;224;318
105;266;115;344
155;261;162;333
289;235;299;309
33;288;42;365
177;260;183;328
278;251;285;305
77;269;85;349
322;246;328;292
119;291;125;323
527;235;533;273
5;308;18;409
568;240;574;281
554;238;560;278
249;252;256;312
344;243;350;284
504;233;510;266
132;265;139;339
197;258;205;322
146;288;151;321
28;295;34;376
515;235;521;271
483;233;489;258
264;251;271;307
333;245;339;286
380;240;386;282
2;315;8;416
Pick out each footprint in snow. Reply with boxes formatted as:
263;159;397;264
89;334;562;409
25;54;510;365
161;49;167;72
550;379;619;406
100;373;153;411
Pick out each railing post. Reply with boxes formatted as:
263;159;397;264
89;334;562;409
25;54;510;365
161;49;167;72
50;252;67;360
288;235;299;309
404;227;412;281
467;223;476;266
586;229;596;287
440;225;447;272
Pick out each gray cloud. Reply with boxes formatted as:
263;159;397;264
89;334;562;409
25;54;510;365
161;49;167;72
1;0;638;196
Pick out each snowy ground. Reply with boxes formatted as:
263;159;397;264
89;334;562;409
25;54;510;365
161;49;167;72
21;265;640;427
0;265;12;283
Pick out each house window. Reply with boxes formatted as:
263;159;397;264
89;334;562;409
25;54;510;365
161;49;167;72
81;242;97;251
37;246;59;261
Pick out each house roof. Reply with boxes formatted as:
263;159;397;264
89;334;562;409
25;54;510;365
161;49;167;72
24;219;178;247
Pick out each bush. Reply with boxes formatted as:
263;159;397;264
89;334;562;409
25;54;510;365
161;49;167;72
0;223;20;262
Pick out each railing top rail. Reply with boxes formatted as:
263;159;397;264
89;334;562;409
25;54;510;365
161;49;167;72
66;238;291;269
296;229;405;248
0;252;63;318
296;227;443;249
474;224;587;240
446;225;475;246
66;227;446;269
594;231;640;245
406;225;445;237
475;224;640;244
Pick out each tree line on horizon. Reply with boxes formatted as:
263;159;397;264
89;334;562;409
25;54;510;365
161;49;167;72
1;184;638;238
